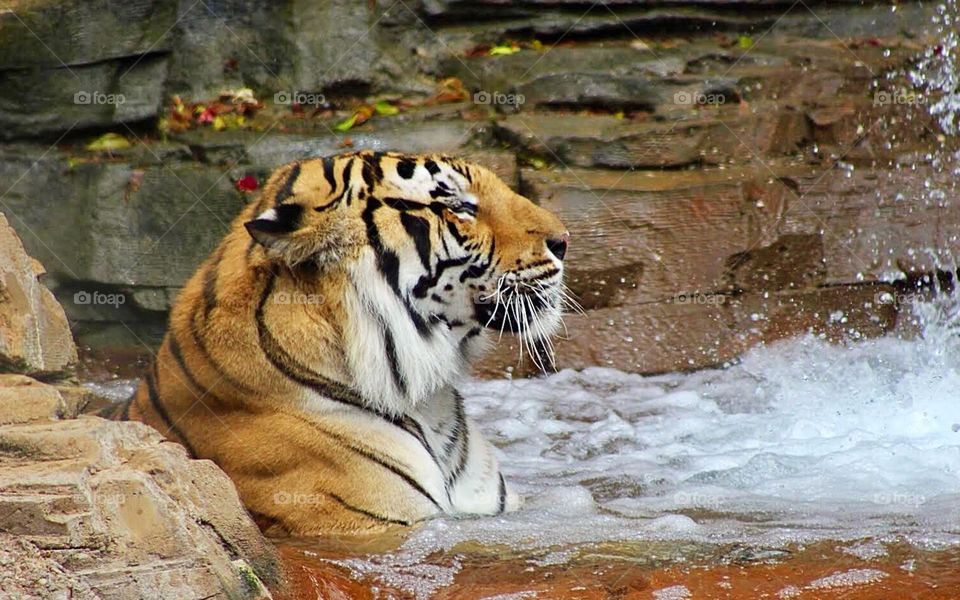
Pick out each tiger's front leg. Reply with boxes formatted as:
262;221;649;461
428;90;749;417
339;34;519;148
445;417;522;516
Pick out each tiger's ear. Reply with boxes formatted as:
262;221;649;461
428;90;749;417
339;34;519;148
244;204;305;249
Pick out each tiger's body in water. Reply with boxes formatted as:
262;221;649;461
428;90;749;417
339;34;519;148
115;151;569;534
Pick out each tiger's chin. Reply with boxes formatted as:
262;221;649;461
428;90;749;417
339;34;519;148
473;289;564;370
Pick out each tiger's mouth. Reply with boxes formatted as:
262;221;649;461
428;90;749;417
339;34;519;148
472;273;579;370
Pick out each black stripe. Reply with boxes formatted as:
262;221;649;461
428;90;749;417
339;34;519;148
383;328;407;397
274;162;301;205
362;198;431;336
191;255;256;395
314;198;340;213
329;493;413;526
146;359;198;456
383;196;428;212
497;473;507;514
524;267;561;284
341;157;355;205
447;392;470;484
424;159;440;175
361;153;383;189
202;246;225;320
167;334;223;410
450;162;472;183
459;326;481;356
255;271;369;409
429;185;454;199
459;262;489;283
285;410;443;510
322;156;337;192
399;415;439;464
400;212;431;271
446;221;468;245
412;255;470;299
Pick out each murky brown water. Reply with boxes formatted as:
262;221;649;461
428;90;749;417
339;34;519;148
275;536;960;599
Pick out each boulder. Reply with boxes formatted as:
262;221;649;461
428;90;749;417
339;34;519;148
0;415;280;599
0;212;77;377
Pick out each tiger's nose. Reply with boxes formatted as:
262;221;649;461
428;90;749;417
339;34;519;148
546;233;569;260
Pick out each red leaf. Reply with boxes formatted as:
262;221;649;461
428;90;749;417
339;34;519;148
235;175;259;192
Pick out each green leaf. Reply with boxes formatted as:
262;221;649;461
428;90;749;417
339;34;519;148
334;114;357;132
85;133;131;152
737;35;754;49
374;100;399;116
489;43;520;56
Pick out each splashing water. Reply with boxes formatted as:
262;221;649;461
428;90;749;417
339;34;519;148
909;0;960;134
333;298;960;595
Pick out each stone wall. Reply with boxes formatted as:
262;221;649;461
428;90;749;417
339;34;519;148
0;0;955;377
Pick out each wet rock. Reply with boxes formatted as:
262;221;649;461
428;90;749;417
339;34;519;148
440;46;684;103
417;1;934;41
174;119;480;167
520;163;813;305
0;55;169;141
0;149;244;289
0;416;280;598
476;282;898;377
776;163;960;285
726;234;826;292
0;0;178;69
0;212;77;377
0;0;175;140
166;0;386;100
498;107;807;168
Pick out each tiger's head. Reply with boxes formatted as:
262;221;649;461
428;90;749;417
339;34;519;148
244;151;570;409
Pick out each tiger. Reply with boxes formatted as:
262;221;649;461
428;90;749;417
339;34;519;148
116;150;570;535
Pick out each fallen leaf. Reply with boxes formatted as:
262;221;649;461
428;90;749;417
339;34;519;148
374;100;399;116
85;133;130;152
335;114;357;132
489;43;521;56
425;77;468;105
235;175;259;192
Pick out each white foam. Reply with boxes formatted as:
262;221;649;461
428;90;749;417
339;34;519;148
348;299;960;596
